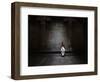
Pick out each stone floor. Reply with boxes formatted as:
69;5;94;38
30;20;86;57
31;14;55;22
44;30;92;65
28;53;87;66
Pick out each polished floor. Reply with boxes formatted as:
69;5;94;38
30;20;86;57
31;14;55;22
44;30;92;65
28;53;87;66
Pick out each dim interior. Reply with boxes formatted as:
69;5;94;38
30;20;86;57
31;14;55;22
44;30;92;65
28;15;88;66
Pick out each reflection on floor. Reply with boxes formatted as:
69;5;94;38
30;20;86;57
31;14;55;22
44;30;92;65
28;53;87;66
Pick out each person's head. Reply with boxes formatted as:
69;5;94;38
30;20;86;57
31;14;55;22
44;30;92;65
61;42;64;47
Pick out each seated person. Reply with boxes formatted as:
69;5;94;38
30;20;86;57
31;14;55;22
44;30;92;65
61;42;65;57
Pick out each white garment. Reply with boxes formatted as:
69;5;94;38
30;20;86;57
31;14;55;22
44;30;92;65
61;46;65;56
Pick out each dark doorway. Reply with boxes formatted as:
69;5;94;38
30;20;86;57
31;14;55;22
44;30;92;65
28;15;88;66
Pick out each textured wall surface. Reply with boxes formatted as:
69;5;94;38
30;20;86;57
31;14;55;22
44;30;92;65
28;15;87;53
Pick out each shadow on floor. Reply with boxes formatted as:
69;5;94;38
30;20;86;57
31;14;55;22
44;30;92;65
28;53;87;66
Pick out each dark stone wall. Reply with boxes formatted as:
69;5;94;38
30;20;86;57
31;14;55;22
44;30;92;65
71;18;87;55
28;15;87;54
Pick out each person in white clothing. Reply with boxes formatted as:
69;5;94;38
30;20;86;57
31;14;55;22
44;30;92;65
61;42;65;57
